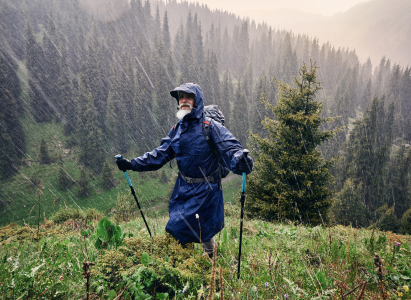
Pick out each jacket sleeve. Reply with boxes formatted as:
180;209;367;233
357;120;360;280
208;120;247;174
130;128;176;172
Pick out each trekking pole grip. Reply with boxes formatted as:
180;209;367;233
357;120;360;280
115;154;133;187
241;149;249;193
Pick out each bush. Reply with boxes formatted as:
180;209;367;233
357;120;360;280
328;180;369;227
50;206;102;224
376;206;400;232
400;207;411;234
114;193;136;223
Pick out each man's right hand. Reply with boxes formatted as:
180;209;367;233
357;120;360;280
116;158;132;172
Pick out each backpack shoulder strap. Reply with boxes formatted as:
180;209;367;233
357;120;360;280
202;116;220;159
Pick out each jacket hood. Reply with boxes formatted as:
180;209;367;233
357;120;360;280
170;83;204;120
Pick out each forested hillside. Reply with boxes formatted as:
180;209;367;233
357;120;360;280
0;0;410;232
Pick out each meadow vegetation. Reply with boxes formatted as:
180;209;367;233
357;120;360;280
0;200;410;299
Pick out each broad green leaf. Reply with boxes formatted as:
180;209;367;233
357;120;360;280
222;228;228;244
156;293;168;300
141;252;153;266
316;271;326;289
107;289;117;300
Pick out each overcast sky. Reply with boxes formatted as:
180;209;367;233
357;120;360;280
183;0;371;16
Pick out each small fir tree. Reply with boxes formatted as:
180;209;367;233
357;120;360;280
160;169;168;183
58;158;74;191
40;138;51;164
400;207;411;234
101;161;115;190
247;63;342;225
328;179;369;227
77;168;90;197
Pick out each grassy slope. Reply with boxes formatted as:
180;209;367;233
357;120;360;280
0;215;410;299
0;117;243;227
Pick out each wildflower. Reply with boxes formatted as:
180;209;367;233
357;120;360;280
403;286;409;292
197;290;204;294
397;292;403;297
196;214;199;219
265;282;268;288
314;234;317;238
283;285;287;288
285;294;289;299
396;242;401;247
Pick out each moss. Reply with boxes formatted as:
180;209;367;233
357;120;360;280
50;206;102;224
94;233;211;295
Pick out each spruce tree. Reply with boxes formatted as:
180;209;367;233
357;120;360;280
58;156;73;190
0;49;26;179
40;138;51;164
78;93;105;173
230;81;249;147
42;14;61;118
219;69;233;129
26;21;54;122
247;64;341;225
328;179;369;227
101;160;115;190
77;168;90;197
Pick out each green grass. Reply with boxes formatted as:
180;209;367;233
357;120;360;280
0;120;176;227
0;118;245;227
0;214;410;299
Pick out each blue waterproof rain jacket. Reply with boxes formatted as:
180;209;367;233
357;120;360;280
130;83;247;244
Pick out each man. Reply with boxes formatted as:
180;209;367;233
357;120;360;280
116;83;253;257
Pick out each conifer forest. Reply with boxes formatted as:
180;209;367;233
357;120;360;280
1;0;411;299
1;0;411;232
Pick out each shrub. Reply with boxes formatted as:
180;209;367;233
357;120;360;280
50;206;102;224
114;193;136;223
376;206;400;232
328;180;369;227
400;207;411;234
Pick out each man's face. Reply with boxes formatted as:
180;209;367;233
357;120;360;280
178;92;195;110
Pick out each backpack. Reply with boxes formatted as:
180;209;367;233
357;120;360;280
202;105;230;178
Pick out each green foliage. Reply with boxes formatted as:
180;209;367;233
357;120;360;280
94;217;126;250
39;138;51;164
50;206;102;224
1;216;411;299
114;192;136;223
101;160;116;190
328;179;369;227
160;169;168;184
247;63;342;225
400;207;411;234
77;93;105;174
58;160;74;191
376;206;400;232
77;168;90;197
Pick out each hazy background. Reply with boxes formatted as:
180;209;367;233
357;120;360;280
181;0;371;16
179;0;411;67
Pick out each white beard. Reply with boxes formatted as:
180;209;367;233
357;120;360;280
176;108;192;120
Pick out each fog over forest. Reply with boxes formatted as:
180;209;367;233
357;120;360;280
0;0;410;232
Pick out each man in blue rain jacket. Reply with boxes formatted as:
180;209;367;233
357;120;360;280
116;83;253;256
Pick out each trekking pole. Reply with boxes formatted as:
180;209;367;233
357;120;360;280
115;154;152;238
237;149;249;279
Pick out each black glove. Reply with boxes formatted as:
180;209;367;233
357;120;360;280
116;158;132;172
236;155;254;175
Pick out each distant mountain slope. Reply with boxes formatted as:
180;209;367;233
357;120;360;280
237;8;326;29
242;0;411;66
